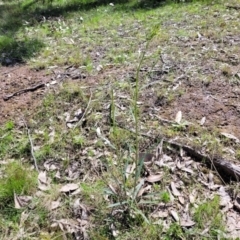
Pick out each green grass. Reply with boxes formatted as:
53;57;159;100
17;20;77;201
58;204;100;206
0;161;37;205
193;195;225;237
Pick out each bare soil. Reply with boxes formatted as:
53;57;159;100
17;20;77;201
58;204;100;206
0;65;51;124
1;59;240;139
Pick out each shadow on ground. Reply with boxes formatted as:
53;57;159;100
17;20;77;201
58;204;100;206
0;0;211;66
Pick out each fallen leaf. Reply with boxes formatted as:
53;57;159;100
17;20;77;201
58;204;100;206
51;201;61;210
200;116;206;126
189;190;197;204
170;210;179;222
137;185;151;197
14;192;22;209
175;111;182;124
178;196;185;205
96;65;103;71
38;171;48;185
170;182;181;197
221;132;240;143
38;183;50;191
180;219;195;227
146;174;162;183
60;183;79;193
151;211;168;218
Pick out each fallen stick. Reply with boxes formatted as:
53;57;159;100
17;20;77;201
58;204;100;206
3;83;45;101
167;141;240;181
226;5;240;10
116;123;240;181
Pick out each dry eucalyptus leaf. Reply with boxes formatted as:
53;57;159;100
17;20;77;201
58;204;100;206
170;210;179;222
51;201;61;210
178;196;185;205
166;186;175;202
125;163;136;179
151;211;168;218
38;183;50;191
38;171;48;185
14;192;22;209
221;132;240;143
137;185;151;197
182;168;194;174
146;174;162;183
200;116;206;126
189;194;195;204
218;186;232;207
170;182;181;197
180;219;195;227
208;172;214;184
20;211;29;226
60;183;79;193
175;111;182;124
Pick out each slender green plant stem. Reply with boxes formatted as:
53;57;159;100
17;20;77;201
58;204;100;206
132;44;149;203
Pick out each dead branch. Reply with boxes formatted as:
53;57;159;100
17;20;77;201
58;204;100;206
166;140;240;181
116;123;240;181
3;83;45;101
226;5;240;10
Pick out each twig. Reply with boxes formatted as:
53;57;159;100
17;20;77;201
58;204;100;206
21;116;39;172
116;122;240;182
3;83;45;101
226;5;240;10
73;89;92;129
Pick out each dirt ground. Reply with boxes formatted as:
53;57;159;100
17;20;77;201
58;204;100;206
0;65;51;124
1;60;240;138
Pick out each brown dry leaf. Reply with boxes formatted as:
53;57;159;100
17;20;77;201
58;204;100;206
170;210;179;222
175;111;182;124
55;171;61;179
38;183;50;191
38;171;48;184
170;182;181;197
166;186;175;202
178;196;185;205
137;185;151;197
221;132;240;143
20;211;29;226
14;192;22;209
108;184;117;195
60;183;79;193
14;193;33;209
180;219;195;227
151;211;168;218
51;201;61;210
125;163;136;179
189;190;197;204
200;116;206;126
208;172;214;185
146;174;162;183
218;186;232;208
182;167;194;174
